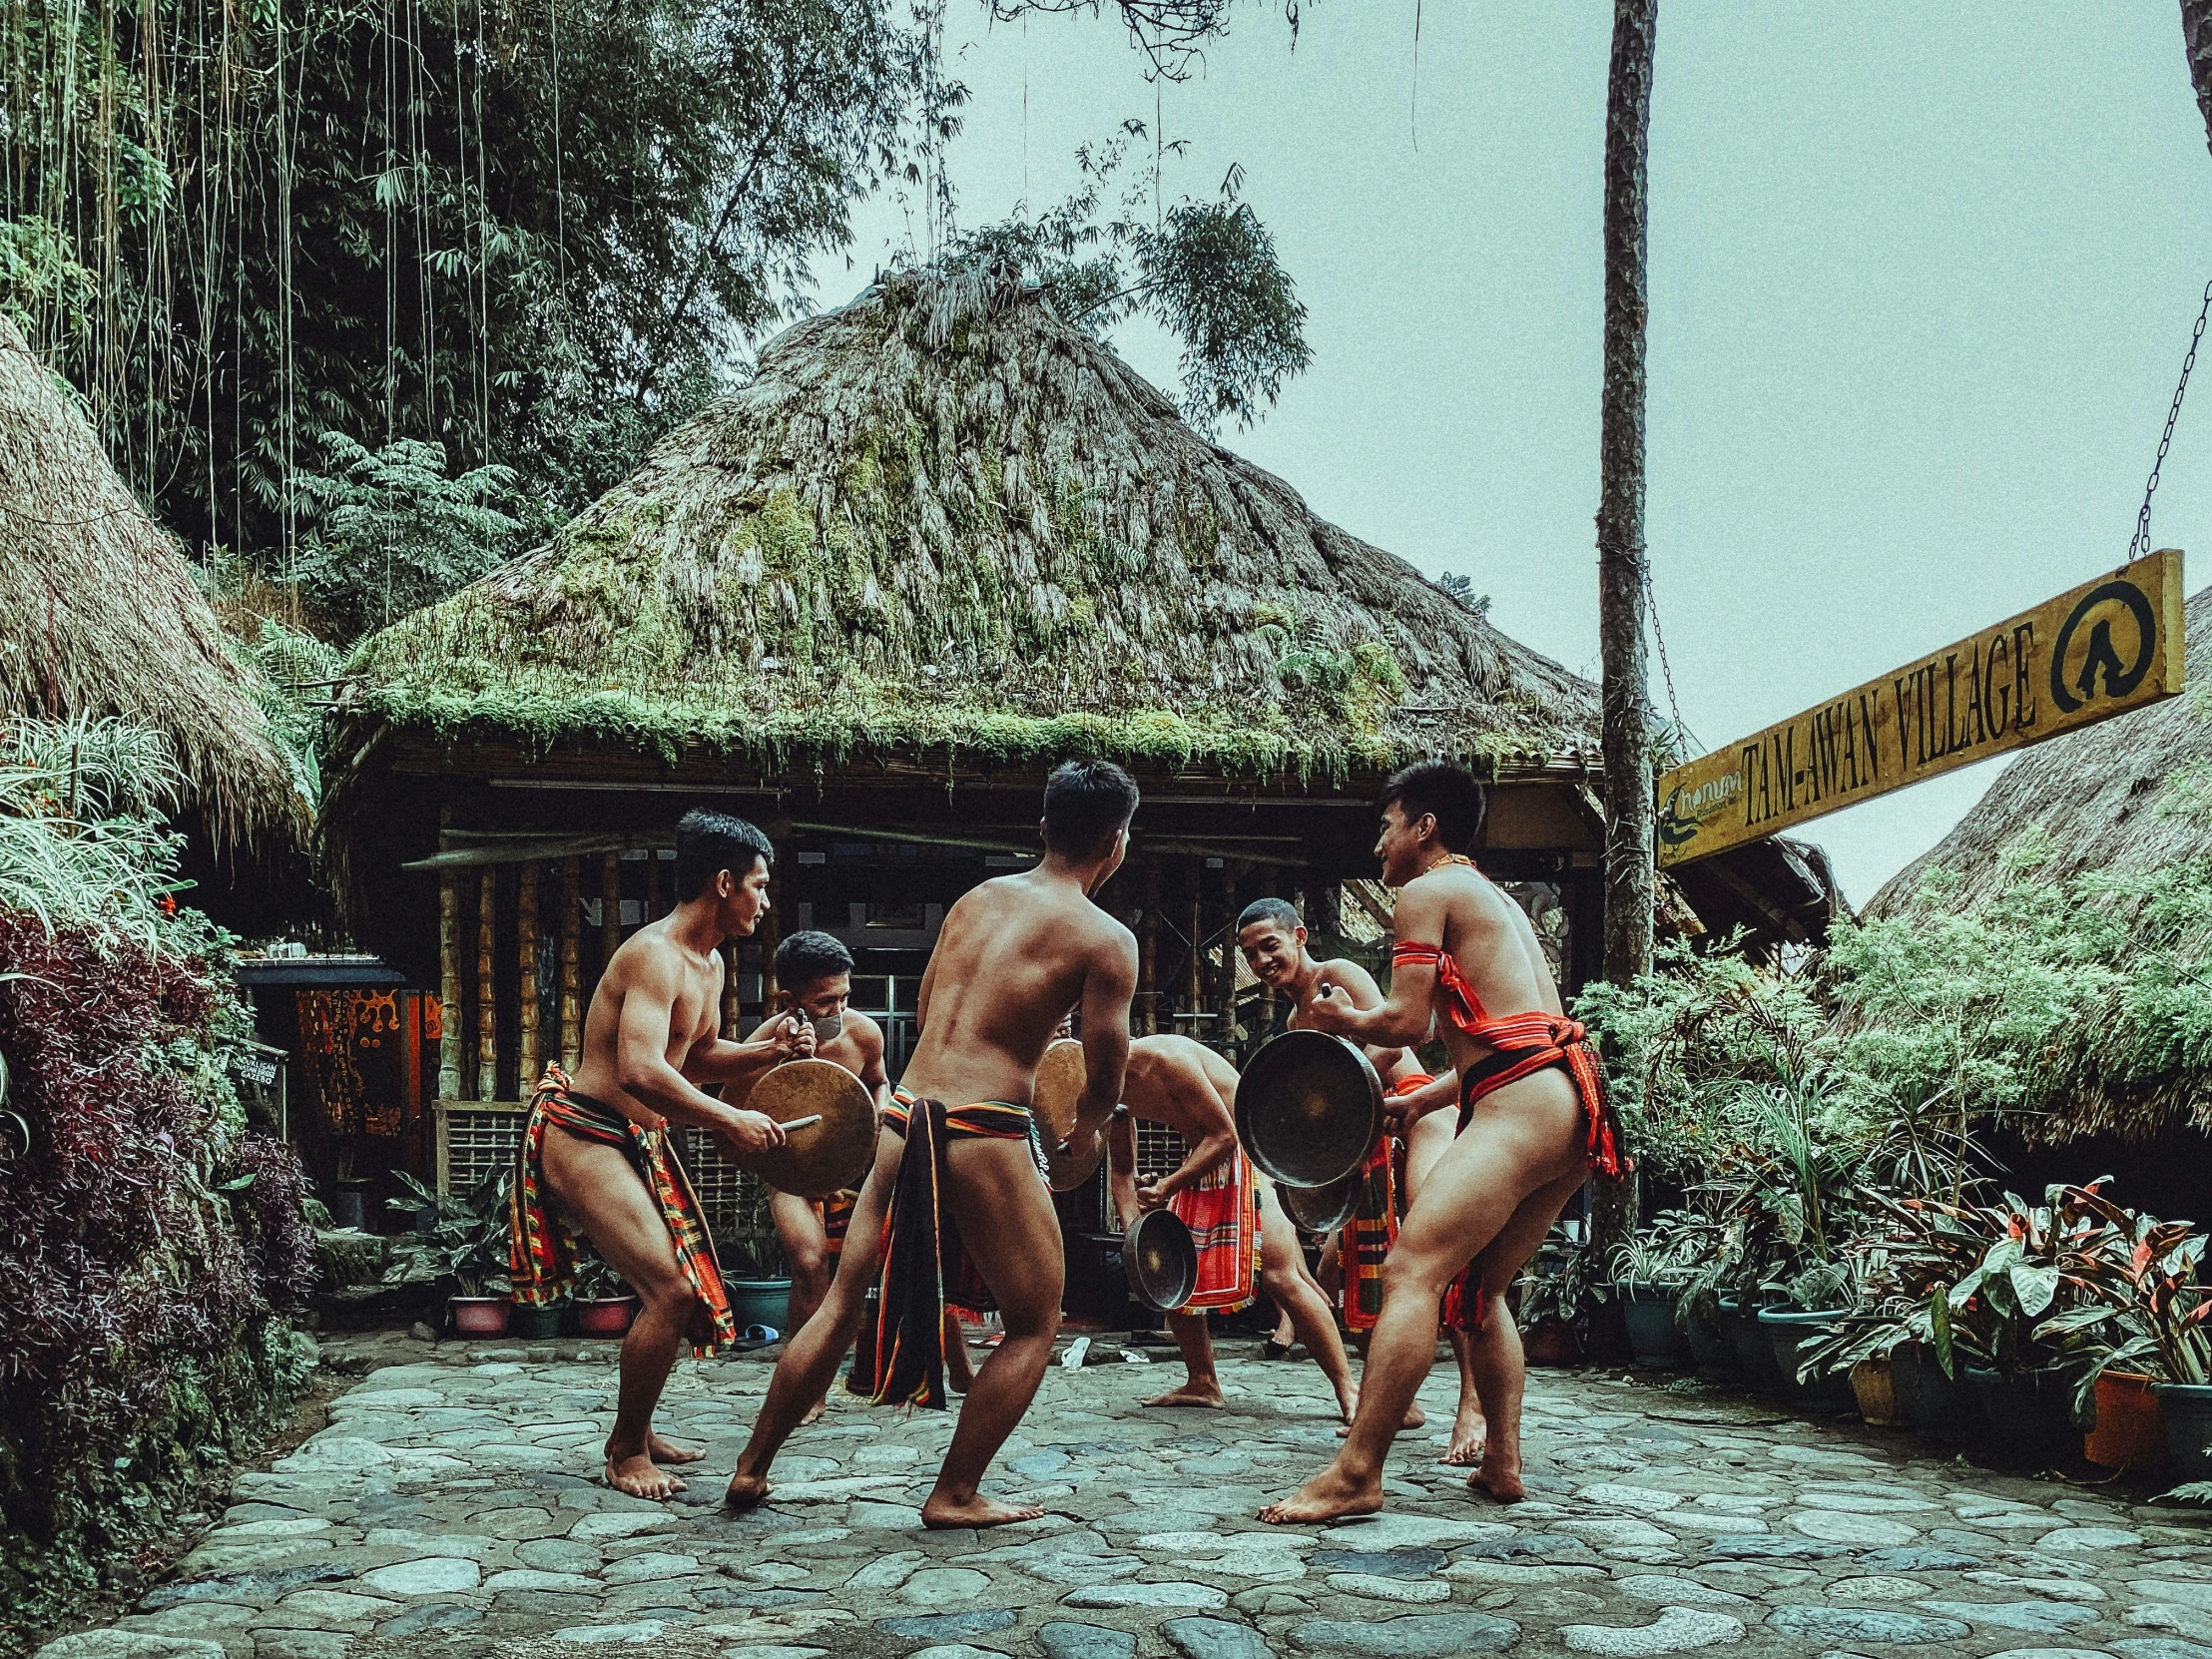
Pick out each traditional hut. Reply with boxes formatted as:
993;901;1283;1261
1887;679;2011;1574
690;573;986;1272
322;271;1832;1213
0;315;303;850
1863;581;2212;1215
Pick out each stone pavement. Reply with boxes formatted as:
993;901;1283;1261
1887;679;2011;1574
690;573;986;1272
37;1332;2212;1659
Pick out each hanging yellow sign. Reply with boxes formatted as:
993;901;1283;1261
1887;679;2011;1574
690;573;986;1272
1655;549;2187;867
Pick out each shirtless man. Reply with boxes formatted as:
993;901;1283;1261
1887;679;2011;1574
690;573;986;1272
1261;760;1626;1521
509;812;812;1498
733;929;949;1422
1106;1033;1360;1420
728;760;1138;1527
1236;899;1432;1439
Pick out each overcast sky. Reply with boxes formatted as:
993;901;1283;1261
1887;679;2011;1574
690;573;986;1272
814;3;2212;909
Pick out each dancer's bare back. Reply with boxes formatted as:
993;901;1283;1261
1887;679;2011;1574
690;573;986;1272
902;866;1134;1121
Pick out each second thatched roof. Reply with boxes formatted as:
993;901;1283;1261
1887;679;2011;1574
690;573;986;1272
0;316;302;848
339;270;1599;780
1864;581;2212;1142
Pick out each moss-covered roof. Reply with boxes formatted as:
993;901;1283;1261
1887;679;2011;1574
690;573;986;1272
340;270;1599;781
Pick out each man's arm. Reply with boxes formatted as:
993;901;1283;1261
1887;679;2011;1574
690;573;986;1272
1073;926;1138;1130
850;1014;891;1112
1305;878;1462;1047
614;961;787;1153
1135;1066;1238;1211
1318;958;1412;1075
684;1011;812;1090
1383;1069;1460;1134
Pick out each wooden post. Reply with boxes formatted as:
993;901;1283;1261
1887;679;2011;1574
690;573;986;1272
1184;860;1204;1033
1253;873;1276;1042
1139;860;1162;1036
517;861;540;1092
1215;862;1239;1059
645;844;661;921
560;856;583;1068
601;851;622;975
759;870;782;1008
476;866;498;1101
722;942;742;1038
438;871;461;1101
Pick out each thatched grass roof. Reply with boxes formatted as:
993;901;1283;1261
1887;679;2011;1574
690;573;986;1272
0;317;302;848
1863;581;2212;1141
339;271;1598;780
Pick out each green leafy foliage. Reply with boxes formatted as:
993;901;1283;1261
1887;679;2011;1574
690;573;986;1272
5;0;923;566
293;434;529;642
941;128;1309;433
384;1170;513;1299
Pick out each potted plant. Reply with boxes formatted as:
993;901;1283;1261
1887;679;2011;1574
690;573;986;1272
572;1253;640;1337
1516;1233;1600;1367
383;1170;513;1335
1610;1211;1712;1370
720;1174;794;1334
2070;1192;2209;1474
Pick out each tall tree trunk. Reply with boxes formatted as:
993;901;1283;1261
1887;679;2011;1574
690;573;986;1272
1594;0;1659;1266
2184;0;2212;158
1598;0;1657;992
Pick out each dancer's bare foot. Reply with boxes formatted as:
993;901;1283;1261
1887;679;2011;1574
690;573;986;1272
1260;1462;1384;1525
605;1449;683;1499
797;1399;829;1426
1438;1398;1487;1466
722;1469;771;1510
920;1492;1046;1529
1467;1460;1525;1502
648;1431;704;1464
1145;1383;1226;1409
1335;1388;1426;1434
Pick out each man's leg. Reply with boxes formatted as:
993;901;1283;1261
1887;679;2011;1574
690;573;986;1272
1256;1182;1357;1419
1146;1310;1224;1407
945;1307;976;1392
921;1135;1065;1528
1406;1108;1483;1465
539;1130;703;1499
770;1191;834;1424
726;1127;902;1507
1458;1175;1584;1502
1259;1075;1583;1525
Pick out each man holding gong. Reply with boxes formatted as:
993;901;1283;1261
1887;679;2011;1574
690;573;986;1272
1261;761;1626;1520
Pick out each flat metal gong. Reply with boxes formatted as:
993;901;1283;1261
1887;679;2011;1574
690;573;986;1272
741;1059;876;1198
1123;1208;1198;1313
1236;1028;1384;1190
1278;1169;1362;1234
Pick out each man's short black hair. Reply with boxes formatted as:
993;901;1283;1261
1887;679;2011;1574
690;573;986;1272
1042;759;1140;854
1237;897;1303;936
675;810;775;900
776;930;852;989
1380;759;1487;853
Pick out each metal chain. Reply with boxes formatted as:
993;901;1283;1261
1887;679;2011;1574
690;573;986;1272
1644;570;1697;759
2129;276;2212;563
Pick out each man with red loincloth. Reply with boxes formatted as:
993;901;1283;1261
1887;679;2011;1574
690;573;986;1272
1105;1033;1361;1420
727;761;1138;1527
1261;760;1627;1521
509;812;812;1499
1235;898;1442;1443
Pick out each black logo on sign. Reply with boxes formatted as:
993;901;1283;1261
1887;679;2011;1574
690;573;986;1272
2049;578;2156;715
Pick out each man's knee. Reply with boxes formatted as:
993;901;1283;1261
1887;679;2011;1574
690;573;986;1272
788;1239;829;1290
633;1266;699;1318
1382;1243;1458;1303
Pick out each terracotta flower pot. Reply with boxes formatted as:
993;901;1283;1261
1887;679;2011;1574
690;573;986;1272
2085;1371;2166;1471
1522;1318;1580;1367
448;1296;511;1336
1852;1357;1905;1426
576;1296;641;1337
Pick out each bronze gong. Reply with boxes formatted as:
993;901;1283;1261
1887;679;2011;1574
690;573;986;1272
1278;1169;1362;1234
1236;1028;1384;1190
1037;1039;1106;1193
740;1059;876;1198
1123;1208;1198;1313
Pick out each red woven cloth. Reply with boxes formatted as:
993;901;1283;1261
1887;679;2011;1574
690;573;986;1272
1340;1073;1431;1333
